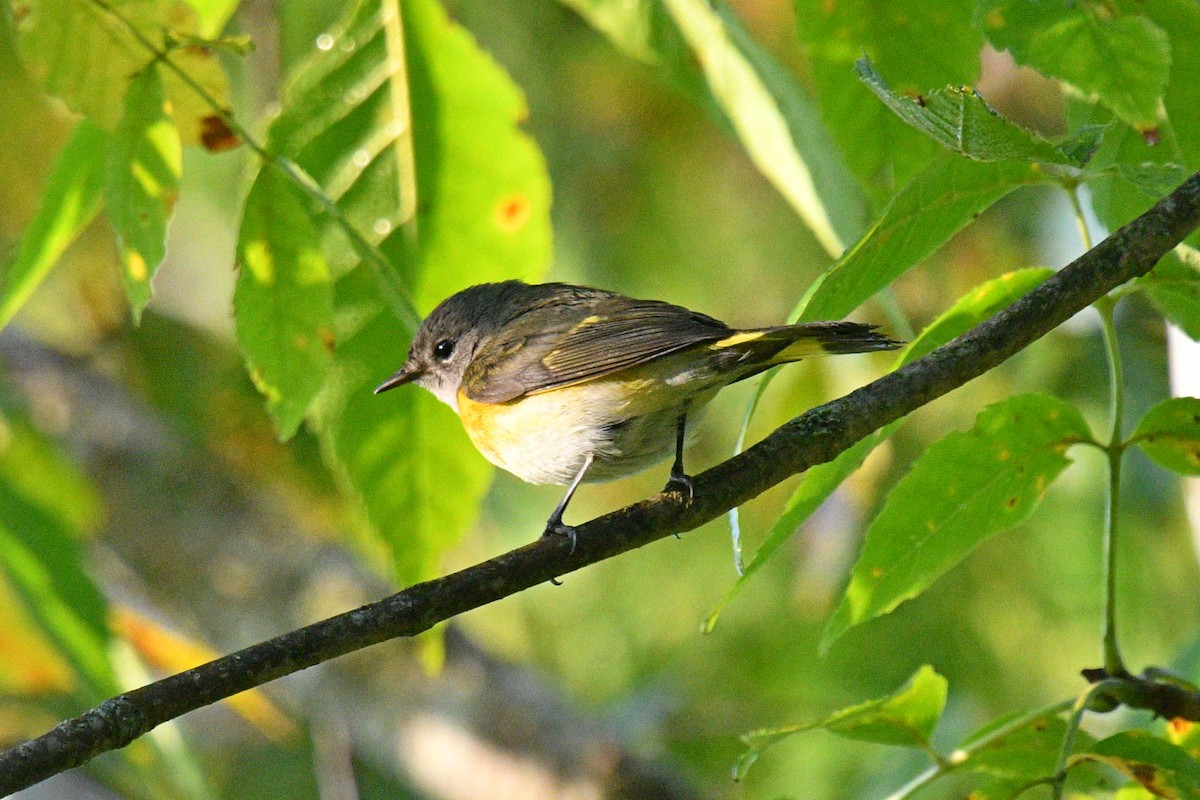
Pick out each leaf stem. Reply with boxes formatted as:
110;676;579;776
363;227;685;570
883;699;1073;800
1067;186;1128;677
85;0;420;331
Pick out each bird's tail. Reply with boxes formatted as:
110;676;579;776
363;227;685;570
767;321;902;362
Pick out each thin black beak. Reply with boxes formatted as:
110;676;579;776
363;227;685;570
374;362;422;394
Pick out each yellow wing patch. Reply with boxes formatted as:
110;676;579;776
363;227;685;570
711;331;765;349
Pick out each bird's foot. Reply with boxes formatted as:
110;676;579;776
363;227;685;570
664;471;695;504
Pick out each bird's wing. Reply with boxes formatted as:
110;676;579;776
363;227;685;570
462;294;733;403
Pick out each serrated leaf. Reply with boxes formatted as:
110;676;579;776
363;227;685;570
1131;397;1200;476
705;269;1052;632
234;164;334;440
1138;246;1200;340
305;0;551;586
823;394;1092;650
978;0;1169;131
735;665;947;780
269;0;416;277
14;0;233;148
856;56;1089;166
794;0;983;204
0;120;107;329
1078;731;1200;799
659;0;864;254
794;157;1047;323
107;65;182;322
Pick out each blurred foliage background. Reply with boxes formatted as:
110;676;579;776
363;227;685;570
1;0;1199;798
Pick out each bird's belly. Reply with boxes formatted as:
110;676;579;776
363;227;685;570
457;379;714;486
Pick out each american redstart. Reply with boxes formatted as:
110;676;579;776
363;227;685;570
375;281;899;547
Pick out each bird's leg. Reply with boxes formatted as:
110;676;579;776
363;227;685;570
664;410;695;502
543;452;594;557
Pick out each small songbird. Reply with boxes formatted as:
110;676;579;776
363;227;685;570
375;281;899;546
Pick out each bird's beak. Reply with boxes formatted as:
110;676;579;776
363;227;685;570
374;362;423;394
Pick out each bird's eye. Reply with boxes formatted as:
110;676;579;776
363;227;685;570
433;339;456;360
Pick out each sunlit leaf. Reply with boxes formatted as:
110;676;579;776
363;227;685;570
107;65;182;322
978;0;1170;131
0;455;115;700
855;56;1093;166
1078;731;1200;799
234;164;334;440
794;0;982;204
306;0;552;586
659;0;865;254
794;157;1047;323
14;0;233;148
735;665;947;779
0;120;106;329
1131;397;1200;476
823;394;1093;650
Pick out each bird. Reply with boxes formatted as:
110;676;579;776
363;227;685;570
375;280;900;549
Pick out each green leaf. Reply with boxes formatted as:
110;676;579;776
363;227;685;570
823;394;1093;650
705;269;1052;632
234;164;334;440
14;0;232;148
560;0;866;254
659;0;865;254
306;0;552;586
794;157;1047;323
978;0;1170;131
0;120;107;329
960;712;1094;783
735;665;947;780
855;56;1090;166
1131;397;1200;476
1137;246;1200;340
794;0;983;204
269;0;417;279
0;424;116;700
1079;731;1200;799
106;65;182;322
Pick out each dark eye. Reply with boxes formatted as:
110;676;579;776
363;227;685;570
433;339;456;360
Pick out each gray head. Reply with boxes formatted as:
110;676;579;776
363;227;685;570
373;281;546;408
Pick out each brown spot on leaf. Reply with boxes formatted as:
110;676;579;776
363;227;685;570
319;326;336;353
1006;496;1018;510
200;114;240;152
493;194;530;233
1140;127;1161;147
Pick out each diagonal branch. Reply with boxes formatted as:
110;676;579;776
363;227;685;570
3;170;1200;795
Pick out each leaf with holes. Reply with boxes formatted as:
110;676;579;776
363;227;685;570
106;65;182;322
735;665;947;780
234;164;334;440
822;394;1093;650
1131;397;1200;476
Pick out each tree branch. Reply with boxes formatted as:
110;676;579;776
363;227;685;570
3;169;1200;795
